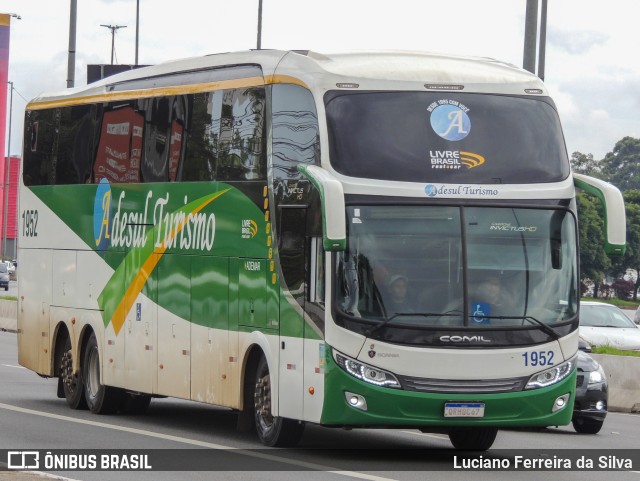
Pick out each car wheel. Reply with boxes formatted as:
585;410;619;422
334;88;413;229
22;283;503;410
572;417;603;434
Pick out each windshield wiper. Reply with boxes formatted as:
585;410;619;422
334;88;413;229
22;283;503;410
365;312;441;337
521;316;560;340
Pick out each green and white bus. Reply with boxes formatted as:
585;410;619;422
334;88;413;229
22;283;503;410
18;50;625;450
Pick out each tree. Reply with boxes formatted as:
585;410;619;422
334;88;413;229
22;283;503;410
601;137;640;191
570;151;601;177
611;191;640;300
576;192;611;296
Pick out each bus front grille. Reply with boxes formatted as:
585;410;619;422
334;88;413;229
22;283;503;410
398;376;527;393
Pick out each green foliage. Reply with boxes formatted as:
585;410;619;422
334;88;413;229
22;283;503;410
570;151;601;177
576;192;610;283
591;345;640;357
581;297;638;309
574;139;640;295
601;136;640;191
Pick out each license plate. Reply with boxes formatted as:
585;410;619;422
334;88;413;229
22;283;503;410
444;402;485;418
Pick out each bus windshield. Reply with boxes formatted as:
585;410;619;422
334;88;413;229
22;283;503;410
325;91;569;184
335;206;578;340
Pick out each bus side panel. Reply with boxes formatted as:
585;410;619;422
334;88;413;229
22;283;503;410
17;248;52;375
123;252;157;395
94;251;127;388
277;292;305;420
190;257;232;406
157;254;191;399
228;258;241;408
52;250;76;308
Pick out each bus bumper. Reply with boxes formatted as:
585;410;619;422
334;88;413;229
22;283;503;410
320;353;576;428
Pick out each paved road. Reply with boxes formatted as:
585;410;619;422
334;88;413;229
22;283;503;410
1;331;640;480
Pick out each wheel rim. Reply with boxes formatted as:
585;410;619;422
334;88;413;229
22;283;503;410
255;372;273;432
61;350;78;391
87;347;100;399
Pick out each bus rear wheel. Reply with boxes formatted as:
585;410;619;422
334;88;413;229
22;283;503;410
60;336;87;410
253;356;304;447
83;333;123;414
448;427;498;451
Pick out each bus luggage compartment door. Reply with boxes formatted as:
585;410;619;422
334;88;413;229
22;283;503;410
238;258;268;329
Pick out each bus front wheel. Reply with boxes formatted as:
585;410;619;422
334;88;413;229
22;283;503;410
448;427;498;451
83;333;123;414
253;356;304;447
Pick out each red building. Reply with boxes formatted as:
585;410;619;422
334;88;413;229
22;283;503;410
0;155;19;259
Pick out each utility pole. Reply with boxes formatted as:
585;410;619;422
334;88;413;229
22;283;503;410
257;0;263;49
523;0;538;75
100;24;127;65
135;0;140;65
537;0;548;81
523;0;548;80
67;0;77;88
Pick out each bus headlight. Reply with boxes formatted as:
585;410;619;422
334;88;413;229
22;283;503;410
333;350;401;389
525;356;576;390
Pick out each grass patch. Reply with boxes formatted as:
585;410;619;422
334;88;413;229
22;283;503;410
591;345;640;357
0;296;16;301
581;297;639;309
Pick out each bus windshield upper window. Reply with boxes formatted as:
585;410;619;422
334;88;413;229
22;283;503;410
325;92;570;184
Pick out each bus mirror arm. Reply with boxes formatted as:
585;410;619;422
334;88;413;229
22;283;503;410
573;173;626;256
298;165;347;251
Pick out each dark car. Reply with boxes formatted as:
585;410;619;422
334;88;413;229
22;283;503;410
572;340;607;434
0;263;8;291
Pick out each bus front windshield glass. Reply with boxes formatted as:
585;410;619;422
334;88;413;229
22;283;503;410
335;206;578;337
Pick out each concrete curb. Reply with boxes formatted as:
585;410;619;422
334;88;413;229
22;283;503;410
591;354;640;412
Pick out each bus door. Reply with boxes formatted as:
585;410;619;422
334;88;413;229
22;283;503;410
123;252;158;395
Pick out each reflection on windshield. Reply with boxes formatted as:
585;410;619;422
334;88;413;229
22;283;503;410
580;305;636;328
336;206;578;333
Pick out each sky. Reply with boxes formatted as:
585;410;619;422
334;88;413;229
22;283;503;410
0;0;638;161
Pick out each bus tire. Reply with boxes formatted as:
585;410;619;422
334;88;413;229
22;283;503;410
83;333;123;414
60;335;87;410
448;427;498;451
254;356;304;447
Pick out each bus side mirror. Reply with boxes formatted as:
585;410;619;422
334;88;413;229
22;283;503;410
298;164;346;251
573;173;626;256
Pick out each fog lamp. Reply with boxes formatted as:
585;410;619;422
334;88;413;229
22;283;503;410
345;391;367;411
552;393;571;412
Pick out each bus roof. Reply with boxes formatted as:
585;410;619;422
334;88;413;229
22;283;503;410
28;49;547;107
